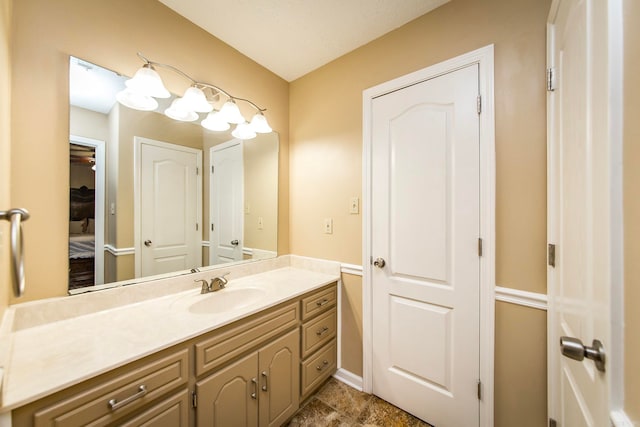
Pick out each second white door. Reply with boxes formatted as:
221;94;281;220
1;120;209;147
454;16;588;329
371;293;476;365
137;137;202;277
371;64;481;426
210;140;244;264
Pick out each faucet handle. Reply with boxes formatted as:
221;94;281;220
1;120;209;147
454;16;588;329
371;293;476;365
194;279;210;294
217;272;230;287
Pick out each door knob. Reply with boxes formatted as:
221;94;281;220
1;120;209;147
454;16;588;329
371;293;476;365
373;257;386;268
560;336;606;372
144;240;152;247
230;239;239;246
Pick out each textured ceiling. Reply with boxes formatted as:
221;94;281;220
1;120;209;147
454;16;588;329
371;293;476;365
158;0;450;82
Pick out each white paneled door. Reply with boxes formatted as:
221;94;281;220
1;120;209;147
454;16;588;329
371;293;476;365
210;140;244;265
547;0;616;424
371;64;480;426
138;138;202;277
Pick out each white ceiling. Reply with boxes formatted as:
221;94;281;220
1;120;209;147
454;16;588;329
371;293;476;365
158;0;450;82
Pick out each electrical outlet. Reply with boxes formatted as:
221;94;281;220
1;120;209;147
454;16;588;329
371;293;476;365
323;218;333;234
258;216;264;230
349;197;359;214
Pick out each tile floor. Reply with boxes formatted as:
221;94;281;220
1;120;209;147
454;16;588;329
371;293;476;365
287;377;433;427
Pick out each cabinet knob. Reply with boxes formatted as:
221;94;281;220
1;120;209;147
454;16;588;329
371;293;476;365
316;360;330;371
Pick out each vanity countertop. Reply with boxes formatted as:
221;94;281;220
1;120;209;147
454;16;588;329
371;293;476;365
0;260;340;411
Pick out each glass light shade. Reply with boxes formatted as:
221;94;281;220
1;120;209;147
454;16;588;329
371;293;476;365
201;111;231;131
125;65;170;98
165;99;198;122
116;89;158;111
249;113;272;133
231;122;257;140
219;100;245;124
179;86;213;113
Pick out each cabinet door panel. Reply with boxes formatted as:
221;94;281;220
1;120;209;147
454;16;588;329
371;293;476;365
258;329;300;427
119;390;189;427
196;353;258;427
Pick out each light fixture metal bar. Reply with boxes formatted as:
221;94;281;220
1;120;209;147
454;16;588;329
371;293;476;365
136;52;267;113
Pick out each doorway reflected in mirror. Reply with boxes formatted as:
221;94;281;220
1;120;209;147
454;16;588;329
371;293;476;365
68;56;278;294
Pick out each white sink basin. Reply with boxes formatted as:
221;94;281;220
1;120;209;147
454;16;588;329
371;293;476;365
185;287;267;315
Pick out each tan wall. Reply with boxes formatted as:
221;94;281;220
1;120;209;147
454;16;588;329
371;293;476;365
289;0;549;423
340;273;363;376
495;302;547;426
624;0;640;421
70;106;109;142
244;135;278;252
10;0;289;302
0;0;11;314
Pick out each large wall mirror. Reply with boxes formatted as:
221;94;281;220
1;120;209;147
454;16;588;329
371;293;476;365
68;56;279;294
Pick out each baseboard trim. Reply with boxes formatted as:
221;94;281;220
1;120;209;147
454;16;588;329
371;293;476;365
611;410;634;427
495;286;547;311
333;368;364;391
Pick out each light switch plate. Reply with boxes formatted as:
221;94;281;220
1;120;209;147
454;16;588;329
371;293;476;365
323;218;333;234
349;197;359;214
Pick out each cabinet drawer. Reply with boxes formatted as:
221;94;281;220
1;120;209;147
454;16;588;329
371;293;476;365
119;389;189;427
195;301;299;376
300;341;337;398
301;308;337;358
301;284;337;320
32;349;189;427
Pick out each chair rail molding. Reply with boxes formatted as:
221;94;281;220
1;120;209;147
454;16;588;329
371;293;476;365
494;286;548;311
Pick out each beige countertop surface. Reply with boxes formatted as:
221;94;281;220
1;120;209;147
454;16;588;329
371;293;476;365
0;256;341;411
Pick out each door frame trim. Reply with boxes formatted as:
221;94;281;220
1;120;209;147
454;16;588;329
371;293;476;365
362;44;495;427
133;136;203;278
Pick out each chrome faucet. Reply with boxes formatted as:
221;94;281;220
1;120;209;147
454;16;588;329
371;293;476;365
195;272;230;294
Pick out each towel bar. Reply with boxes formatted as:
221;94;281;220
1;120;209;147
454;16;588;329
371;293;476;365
0;208;30;297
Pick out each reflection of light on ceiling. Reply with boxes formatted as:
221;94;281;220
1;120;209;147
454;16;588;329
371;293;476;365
69;56;128;114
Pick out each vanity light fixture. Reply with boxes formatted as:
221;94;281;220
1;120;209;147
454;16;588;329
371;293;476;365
231;122;257;140
117;53;272;139
164;98;199;122
201;110;231;131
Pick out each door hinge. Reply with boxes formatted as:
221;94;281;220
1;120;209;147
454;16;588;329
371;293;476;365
477;380;482;400
547;67;555;92
369;255;373;265
478;238;483;257
196;167;199;175
549;418;557;427
477;95;482;114
196;223;199;231
211;223;214;231
191;391;197;408
548;243;556;267
211;165;215;174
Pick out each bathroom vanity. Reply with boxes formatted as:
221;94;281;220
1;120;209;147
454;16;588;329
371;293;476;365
1;257;340;426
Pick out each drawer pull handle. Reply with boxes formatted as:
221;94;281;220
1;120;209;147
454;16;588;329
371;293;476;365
316;360;330;371
316;298;329;307
316;326;330;336
108;385;147;411
251;378;257;399
262;371;268;391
